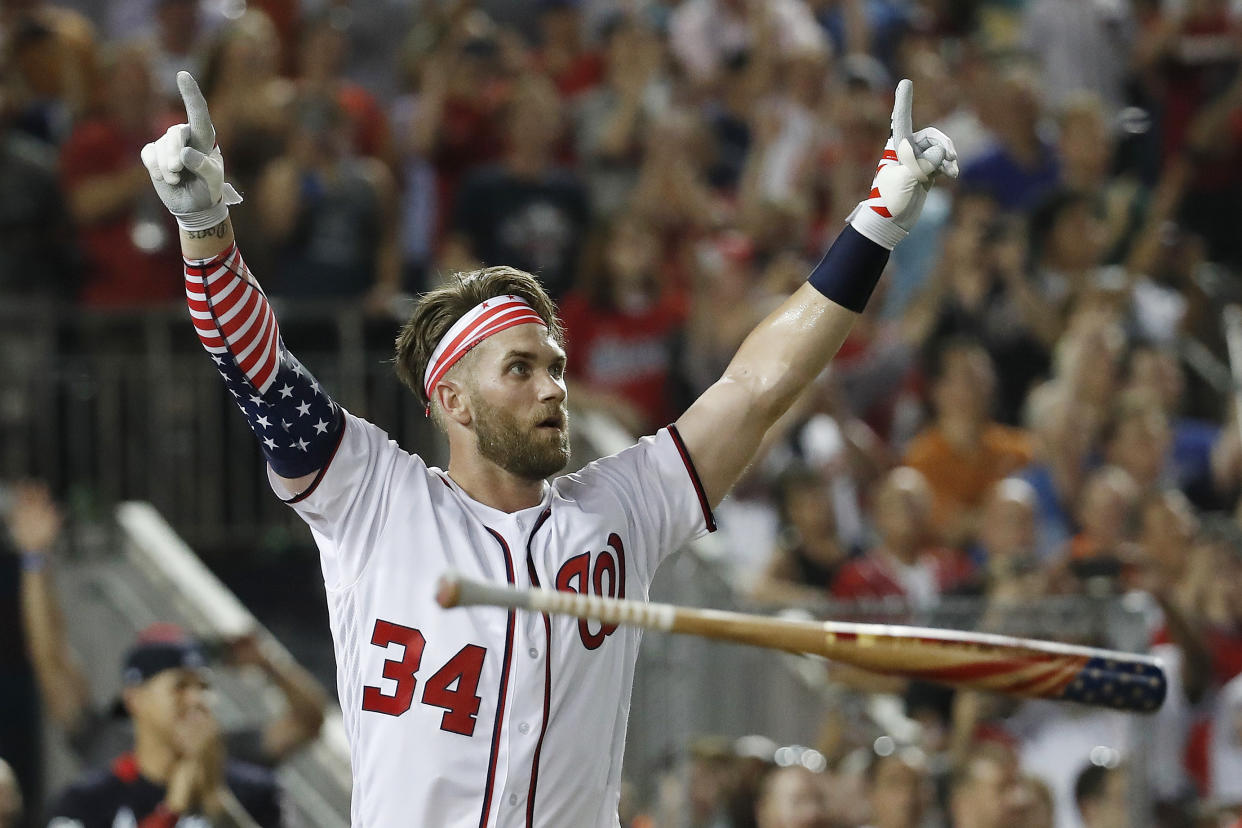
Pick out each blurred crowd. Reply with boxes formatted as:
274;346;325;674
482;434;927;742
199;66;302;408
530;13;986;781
5;0;1242;825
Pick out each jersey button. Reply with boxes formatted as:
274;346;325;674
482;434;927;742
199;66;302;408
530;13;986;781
518;722;531;734
528;648;539;659
509;794;518;806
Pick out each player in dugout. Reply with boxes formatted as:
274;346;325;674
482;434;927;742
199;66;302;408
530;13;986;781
141;71;957;826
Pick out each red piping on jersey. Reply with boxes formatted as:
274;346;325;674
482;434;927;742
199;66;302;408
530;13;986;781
523;508;553;825
110;754;180;828
666;424;717;532
280;408;347;505
479;527;518;828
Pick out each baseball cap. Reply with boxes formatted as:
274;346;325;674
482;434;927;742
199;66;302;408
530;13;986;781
111;624;208;717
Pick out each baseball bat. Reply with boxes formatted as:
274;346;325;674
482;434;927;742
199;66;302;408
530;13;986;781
436;573;1166;713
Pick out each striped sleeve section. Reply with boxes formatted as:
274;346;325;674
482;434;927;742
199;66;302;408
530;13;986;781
184;243;281;394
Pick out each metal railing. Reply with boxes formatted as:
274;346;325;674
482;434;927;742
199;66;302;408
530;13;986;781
1;300;433;547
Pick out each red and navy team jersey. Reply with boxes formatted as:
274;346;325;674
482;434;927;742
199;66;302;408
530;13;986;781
46;753;287;827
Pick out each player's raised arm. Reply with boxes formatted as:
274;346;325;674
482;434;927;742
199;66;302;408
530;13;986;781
676;80;959;507
142;72;344;497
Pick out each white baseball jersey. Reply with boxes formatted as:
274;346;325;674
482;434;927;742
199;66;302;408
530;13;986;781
274;411;716;827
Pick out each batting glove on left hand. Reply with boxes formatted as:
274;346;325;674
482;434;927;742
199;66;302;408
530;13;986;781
848;79;958;250
140;71;241;231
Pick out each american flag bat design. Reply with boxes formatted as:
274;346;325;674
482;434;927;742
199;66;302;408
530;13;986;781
436;574;1166;713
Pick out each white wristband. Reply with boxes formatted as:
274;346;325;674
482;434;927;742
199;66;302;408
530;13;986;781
173;183;243;231
846;203;909;251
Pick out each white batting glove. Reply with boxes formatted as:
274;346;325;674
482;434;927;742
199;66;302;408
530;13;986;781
140;71;241;231
848;79;958;250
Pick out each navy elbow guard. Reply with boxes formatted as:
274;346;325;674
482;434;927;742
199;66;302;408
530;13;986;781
185;244;343;478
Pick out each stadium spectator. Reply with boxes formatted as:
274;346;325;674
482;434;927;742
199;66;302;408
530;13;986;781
832;467;973;610
667;0;825;92
197;10;294;190
144;0;210;106
972;478;1040;577
445;74;590;299
1055;95;1145;263
751;464;848;606
0;71;77;301
572;12;667;219
960;68;1060;213
1;482;87;823
680;231;768;397
1073;762;1128;828
1134;490;1200;606
59;43;180;308
628;108;723;247
754;764;832;828
1103;392;1174;497
1061;466;1140;584
1125;346;1227;506
45;626;288;826
194;9;294;279
255;91;399;307
1017;774;1055;828
408;12;511;241
1019;0;1134;114
4;484;325;775
860;747;928;828
904;339;1034;545
948;743;1031;828
296;10;391;164
1015;385;1099;561
559;213;687;432
1;0;97;146
532;0;604;100
901;211;1049;423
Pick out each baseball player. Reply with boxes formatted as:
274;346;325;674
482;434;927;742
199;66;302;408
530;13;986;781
142;71;956;826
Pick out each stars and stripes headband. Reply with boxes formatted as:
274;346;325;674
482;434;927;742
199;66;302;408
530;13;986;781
423;295;547;410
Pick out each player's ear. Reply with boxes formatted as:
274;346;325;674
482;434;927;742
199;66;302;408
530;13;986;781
436;380;472;427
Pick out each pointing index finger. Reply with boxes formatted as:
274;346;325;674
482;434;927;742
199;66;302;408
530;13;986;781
177;71;215;153
891;78;914;148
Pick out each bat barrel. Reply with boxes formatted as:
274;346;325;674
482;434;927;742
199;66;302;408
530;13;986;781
807;623;1167;714
1056;655;1166;712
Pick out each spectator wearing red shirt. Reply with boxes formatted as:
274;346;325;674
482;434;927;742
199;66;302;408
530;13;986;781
560;214;687;433
59;44;180;308
409;20;513;244
533;0;604;101
832;467;974;610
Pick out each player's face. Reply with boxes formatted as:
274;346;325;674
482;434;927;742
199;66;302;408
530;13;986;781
465;325;570;481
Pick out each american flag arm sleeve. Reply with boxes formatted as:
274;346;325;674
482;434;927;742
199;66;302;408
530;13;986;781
184;243;344;478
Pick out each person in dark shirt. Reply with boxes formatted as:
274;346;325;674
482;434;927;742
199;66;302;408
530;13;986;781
2;482;90;828
46;630;287;827
0;542;39;828
446;74;590;298
750;464;851;606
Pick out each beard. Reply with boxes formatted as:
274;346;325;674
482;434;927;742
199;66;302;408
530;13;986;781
472;398;570;481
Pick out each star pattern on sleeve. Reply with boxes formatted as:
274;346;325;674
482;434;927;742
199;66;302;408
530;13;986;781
214;343;343;476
